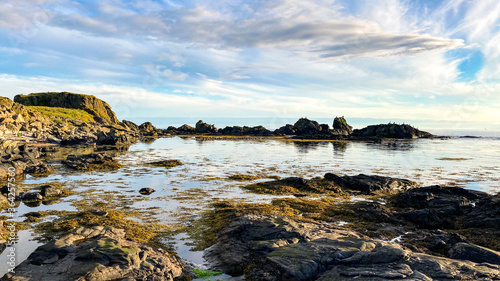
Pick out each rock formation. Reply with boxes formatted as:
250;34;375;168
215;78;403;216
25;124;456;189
14;92;119;124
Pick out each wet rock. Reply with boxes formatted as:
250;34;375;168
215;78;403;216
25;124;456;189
449;242;500;265
20;192;43;201
196;120;217;133
1;226;184;281
97;129;137;145
244;176;341;195
149;159;183;168
64;153;123;171
24;163;54;175
325;173;417;194
139;188;155;195
205;215;500;281
352;123;433;139
39;185;61;197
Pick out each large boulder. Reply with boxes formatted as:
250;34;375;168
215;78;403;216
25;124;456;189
138;122;157;136
1;226;184;281
352;123;433;139
14;92;120;124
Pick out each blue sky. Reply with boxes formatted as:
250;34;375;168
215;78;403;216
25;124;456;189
0;0;499;130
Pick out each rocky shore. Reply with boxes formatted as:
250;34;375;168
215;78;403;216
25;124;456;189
1;91;497;280
196;175;500;280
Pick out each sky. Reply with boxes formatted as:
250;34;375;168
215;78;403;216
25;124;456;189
0;0;499;131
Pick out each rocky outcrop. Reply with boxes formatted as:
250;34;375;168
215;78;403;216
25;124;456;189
352;123;433;139
205;215;500;280
293;118;324;135
218;125;273;136
324;173;417;194
63;153;123;171
121;120;139;131
0;140;52;179
138;122;158;137
1;226;184;281
14;92;119;124
332;116;353;135
195;120;217;134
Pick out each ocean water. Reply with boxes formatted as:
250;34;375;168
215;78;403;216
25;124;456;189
1;136;499;275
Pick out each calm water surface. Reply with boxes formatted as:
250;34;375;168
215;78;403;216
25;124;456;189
1;136;499;275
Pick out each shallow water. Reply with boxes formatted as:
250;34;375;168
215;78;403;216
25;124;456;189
1;136;499;275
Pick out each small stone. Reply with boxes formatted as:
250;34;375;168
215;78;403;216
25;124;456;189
139;188;155;195
20;192;43;201
40;185;61;197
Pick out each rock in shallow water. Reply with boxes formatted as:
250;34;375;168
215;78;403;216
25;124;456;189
1;226;184;281
63;153;123;171
139;188;155;195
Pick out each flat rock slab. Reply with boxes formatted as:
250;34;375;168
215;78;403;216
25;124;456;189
205;215;500;281
1;226;184;281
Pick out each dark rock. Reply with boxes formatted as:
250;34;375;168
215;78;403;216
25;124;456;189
64;153;122;171
177;124;196;134
205;215;500;281
2;226;184;281
138;122;157;136
24;163;54;175
14;92;120;124
293;118;322;135
448;242;500;265
332;116;353;135
139;188;155;195
122;120;139;131
195;120;217;133
40;185;61;197
149;159;183;168
97;129;137;145
352;123;433;139
274;124;296;135
325;173;417;194
219;125;273;136
20;192;43;201
89;209;108;216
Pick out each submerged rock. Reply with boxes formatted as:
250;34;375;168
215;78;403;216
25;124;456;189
1;226;184;281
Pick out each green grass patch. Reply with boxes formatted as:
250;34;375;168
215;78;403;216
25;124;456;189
28;106;95;123
193;268;223;279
